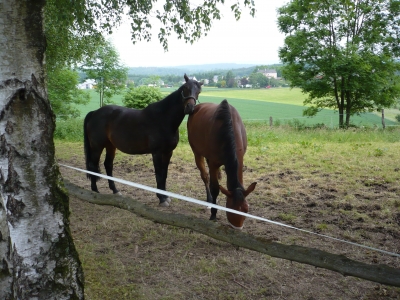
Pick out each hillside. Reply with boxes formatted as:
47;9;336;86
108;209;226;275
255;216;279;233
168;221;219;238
127;63;258;76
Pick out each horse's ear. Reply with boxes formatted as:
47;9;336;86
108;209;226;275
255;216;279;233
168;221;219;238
219;185;232;197
200;81;204;86
243;182;257;197
184;74;189;82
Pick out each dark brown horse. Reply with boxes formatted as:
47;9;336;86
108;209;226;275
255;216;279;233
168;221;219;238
187;99;256;229
84;74;202;206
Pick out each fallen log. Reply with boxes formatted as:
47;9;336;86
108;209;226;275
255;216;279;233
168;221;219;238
63;179;400;287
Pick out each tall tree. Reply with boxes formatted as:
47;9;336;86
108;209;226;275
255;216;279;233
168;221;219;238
278;0;400;127
47;68;90;119
84;40;128;107
249;72;268;88
0;1;84;298
0;1;255;298
45;0;106;117
225;70;236;88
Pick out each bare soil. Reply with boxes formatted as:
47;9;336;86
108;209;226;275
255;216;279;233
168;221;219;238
58;149;400;300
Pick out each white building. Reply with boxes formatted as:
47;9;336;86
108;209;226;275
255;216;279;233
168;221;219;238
258;69;278;79
77;79;96;89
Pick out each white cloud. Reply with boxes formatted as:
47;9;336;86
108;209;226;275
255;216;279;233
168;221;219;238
109;0;288;67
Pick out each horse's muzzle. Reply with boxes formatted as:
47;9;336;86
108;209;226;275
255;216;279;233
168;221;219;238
184;100;196;115
226;200;248;230
226;212;246;230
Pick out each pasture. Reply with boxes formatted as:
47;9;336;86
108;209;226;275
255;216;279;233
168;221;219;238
57;88;400;299
75;88;399;128
56;123;400;299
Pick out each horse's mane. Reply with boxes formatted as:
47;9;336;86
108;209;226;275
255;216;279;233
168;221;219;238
215;99;243;193
145;80;201;112
146;88;181;112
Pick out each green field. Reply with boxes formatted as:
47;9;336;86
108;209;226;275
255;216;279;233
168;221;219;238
75;88;399;128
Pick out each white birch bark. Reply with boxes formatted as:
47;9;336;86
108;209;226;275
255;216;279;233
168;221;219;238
0;1;84;298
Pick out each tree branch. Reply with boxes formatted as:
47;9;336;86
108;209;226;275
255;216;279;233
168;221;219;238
63;179;400;287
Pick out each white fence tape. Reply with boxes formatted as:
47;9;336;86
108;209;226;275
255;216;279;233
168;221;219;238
60;164;400;258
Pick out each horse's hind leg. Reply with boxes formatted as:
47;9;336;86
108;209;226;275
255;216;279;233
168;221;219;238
104;144;120;194
88;148;103;193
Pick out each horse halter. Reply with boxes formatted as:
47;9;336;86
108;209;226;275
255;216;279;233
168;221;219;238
181;91;200;104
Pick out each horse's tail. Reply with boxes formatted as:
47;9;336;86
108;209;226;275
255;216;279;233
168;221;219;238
83;111;100;181
215;100;241;190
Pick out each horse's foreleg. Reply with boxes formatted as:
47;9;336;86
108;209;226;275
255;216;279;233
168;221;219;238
104;145;120;194
208;164;221;221
194;154;212;203
152;151;172;206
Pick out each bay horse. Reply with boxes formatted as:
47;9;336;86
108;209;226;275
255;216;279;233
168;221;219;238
187;99;257;229
84;74;202;206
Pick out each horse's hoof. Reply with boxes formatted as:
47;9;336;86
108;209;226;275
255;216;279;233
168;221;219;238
159;201;170;207
114;191;122;196
166;197;172;203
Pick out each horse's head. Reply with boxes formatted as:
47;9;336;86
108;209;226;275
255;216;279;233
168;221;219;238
219;182;257;230
181;73;203;115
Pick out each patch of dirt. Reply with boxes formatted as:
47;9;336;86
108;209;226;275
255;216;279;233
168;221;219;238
58;152;400;299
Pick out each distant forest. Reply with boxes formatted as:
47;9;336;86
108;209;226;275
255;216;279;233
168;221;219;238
127;63;284;86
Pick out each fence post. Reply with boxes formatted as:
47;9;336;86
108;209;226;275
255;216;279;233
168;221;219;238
382;109;385;129
269;116;273;127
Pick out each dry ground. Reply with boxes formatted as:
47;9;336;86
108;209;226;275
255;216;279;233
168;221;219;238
57;142;400;299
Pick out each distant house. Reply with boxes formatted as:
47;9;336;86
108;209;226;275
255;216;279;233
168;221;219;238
213;75;219;83
258;69;278;79
202;79;209;85
148;80;164;87
77;79;96;89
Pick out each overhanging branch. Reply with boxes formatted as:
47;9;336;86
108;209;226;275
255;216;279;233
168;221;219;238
63;179;400;287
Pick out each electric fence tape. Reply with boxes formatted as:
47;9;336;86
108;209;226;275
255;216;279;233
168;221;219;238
60;164;400;258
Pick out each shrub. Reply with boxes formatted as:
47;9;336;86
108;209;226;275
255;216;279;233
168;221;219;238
395;114;400;122
54;118;83;142
122;86;163;109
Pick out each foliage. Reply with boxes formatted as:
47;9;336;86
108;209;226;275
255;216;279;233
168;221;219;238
249;72;268;88
44;0;107;72
45;0;255;52
44;0;108;119
277;0;400;128
47;68;90;119
84;41;128;107
225;71;236;88
54;119;84;142
216;80;226;88
122;86;164;109
396;114;400;123
240;77;249;85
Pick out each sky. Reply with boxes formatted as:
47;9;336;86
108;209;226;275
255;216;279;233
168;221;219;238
109;0;289;68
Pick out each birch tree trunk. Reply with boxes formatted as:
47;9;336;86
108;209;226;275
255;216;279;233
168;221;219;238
0;1;84;298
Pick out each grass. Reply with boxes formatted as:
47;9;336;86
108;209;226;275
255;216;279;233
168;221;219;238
57;124;400;299
72;88;400;128
51;82;400;299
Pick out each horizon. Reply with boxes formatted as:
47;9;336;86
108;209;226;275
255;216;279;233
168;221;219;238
125;62;282;69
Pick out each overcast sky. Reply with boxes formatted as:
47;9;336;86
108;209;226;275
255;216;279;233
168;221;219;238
109;0;288;67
